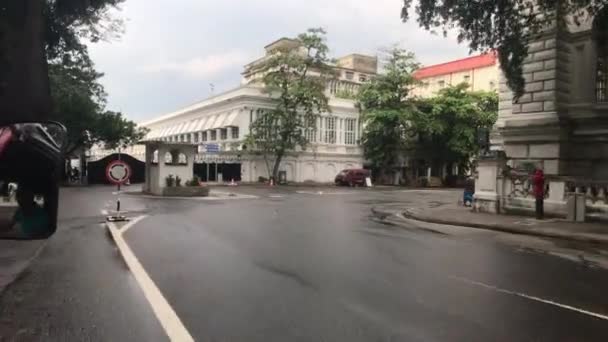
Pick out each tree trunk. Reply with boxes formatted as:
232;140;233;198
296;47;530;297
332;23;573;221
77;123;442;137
80;151;87;185
263;154;272;179
0;0;51;124
271;151;284;183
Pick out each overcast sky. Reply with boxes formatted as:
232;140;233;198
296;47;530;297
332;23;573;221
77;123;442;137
88;0;470;123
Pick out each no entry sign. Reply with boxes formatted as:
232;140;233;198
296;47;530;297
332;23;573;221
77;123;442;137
106;160;131;185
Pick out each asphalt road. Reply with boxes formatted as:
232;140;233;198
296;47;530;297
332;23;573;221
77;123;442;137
1;185;608;341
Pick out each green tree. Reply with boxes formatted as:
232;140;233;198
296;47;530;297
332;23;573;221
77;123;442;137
0;0;124;122
401;0;607;97
246;28;335;181
416;84;498;171
48;52;147;156
2;0;143;158
358;48;420;180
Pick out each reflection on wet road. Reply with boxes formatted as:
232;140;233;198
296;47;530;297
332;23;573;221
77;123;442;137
1;185;607;341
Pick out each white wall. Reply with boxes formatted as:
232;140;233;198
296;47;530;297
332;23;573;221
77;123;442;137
148;165;160;194
240;154;363;183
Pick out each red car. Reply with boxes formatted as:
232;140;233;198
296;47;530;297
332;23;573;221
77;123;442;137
335;169;370;187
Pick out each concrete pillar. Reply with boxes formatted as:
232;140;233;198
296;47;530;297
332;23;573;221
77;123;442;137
474;154;507;214
227;127;232;141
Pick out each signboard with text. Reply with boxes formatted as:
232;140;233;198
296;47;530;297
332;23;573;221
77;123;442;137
198;143;220;154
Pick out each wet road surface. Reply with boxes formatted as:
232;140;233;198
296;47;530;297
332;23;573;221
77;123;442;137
1;185;608;341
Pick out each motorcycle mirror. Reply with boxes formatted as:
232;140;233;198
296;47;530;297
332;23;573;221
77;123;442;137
0;122;65;240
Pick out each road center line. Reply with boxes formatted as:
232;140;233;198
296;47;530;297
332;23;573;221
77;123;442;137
107;216;195;342
449;275;608;321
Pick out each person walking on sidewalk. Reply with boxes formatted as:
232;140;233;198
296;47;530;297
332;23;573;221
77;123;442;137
533;168;545;220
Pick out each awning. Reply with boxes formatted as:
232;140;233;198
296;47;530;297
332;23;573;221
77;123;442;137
210;112;229;129
195;117;208;131
176;122;188;134
203;115;217;130
223;110;239;127
159;126;171;137
184;119;199;133
167;124;180;136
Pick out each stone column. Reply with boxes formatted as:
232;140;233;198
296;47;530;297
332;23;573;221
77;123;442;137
497;29;570;176
143;145;153;193
474;154;507;214
227;127;233;142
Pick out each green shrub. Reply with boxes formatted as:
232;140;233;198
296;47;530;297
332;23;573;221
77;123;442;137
186;176;201;187
165;175;175;187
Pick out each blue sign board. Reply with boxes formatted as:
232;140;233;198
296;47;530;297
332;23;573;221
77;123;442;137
198;143;220;154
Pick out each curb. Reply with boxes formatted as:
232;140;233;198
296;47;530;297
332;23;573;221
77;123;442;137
371;206;608;246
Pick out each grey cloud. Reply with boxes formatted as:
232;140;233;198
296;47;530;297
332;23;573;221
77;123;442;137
88;0;470;122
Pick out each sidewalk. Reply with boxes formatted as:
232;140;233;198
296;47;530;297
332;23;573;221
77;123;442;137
372;190;608;245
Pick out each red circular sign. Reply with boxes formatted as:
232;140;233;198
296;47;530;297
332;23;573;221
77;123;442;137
106;160;131;185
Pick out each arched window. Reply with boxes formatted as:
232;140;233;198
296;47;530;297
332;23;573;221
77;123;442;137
178;153;188;165
594;8;608;102
164;151;173;164
152;150;159;164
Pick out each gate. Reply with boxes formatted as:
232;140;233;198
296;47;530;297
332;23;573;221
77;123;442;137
87;153;145;184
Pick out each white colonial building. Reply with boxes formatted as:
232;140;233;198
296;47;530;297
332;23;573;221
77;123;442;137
134;38;377;183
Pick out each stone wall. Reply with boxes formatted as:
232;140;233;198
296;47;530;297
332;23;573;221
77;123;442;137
495;26;608;179
480;10;608;217
496;32;569;175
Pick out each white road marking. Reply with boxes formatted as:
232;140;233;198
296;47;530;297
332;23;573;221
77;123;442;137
449;275;608;321
269;194;284;198
107;216;195;342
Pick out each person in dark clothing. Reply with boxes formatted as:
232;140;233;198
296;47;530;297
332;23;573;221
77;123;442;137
532;168;545;220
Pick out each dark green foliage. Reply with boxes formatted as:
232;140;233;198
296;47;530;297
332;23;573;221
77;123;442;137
401;0;608;97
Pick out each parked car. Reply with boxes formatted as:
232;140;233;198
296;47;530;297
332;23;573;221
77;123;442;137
335;169;370;187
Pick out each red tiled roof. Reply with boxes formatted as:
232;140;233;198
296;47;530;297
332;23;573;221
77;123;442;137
413;52;497;79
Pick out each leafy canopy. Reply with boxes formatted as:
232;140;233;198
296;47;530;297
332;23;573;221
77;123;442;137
0;0;124;122
358;48;421;171
40;0;145;156
358;49;498;175
416;84;498;166
246;28;335;180
401;0;608;97
49;49;147;156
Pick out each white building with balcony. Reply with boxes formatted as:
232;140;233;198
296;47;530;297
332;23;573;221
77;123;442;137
138;39;378;183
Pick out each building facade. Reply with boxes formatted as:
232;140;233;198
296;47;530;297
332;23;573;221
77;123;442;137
412;53;499;98
475;7;608;218
136;39;378;183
